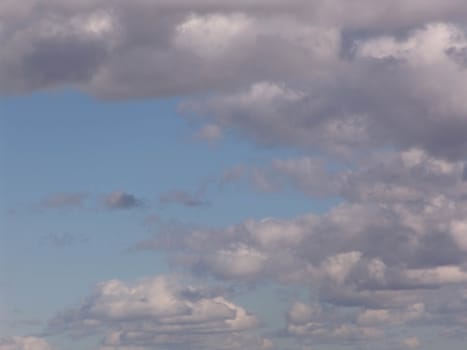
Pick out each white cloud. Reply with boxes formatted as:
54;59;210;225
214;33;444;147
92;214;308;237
174;13;252;59
50;275;262;350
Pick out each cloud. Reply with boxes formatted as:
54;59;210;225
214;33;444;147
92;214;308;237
132;149;467;347
230;148;467;202
141;193;467;289
189;22;467;160
135;151;467;330
49;275;267;350
5;1;467;348
102;191;143;210
0;336;55;350
286;302;383;343
159;189;208;207
4;1;467;158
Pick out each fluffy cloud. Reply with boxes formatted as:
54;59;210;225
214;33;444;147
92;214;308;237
5;1;467;348
49;275;266;350
135;150;467;345
228;148;467;203
4;1;467;158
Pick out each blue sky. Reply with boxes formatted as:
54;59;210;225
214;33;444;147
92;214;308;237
2;2;467;350
1;92;331;349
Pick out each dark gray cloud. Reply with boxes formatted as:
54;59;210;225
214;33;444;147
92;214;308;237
102;191;143;210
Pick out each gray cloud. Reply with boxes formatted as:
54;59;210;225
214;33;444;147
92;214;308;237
5;1;467;348
3;1;467;158
126;150;467;348
102;191;143;210
134;151;467;342
230;148;467;203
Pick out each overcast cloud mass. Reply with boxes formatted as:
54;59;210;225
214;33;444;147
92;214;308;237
1;1;467;350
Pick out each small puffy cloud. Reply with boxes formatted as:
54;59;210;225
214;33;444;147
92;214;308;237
103;191;143;210
0;336;55;350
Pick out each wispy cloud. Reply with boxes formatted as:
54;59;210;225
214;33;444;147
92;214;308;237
159;189;208;207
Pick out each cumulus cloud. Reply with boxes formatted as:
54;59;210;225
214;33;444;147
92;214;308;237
49;275;266;350
190;22;467;159
3;1;467;158
141;192;467;289
5;1;467;348
135;155;467;343
102;191;143;210
229;148;467;202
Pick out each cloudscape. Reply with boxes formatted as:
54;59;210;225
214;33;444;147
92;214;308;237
1;1;467;349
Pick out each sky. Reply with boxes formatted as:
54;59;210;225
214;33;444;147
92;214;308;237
1;1;467;350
